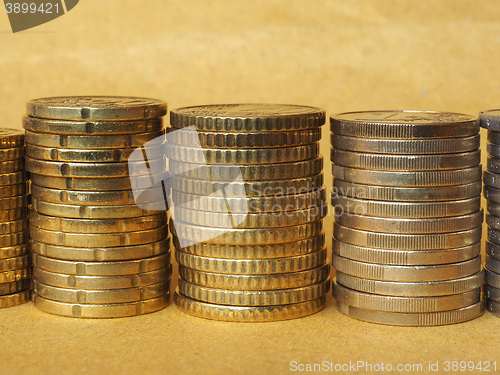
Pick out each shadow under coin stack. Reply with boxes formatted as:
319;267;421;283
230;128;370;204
0;130;30;308
24;96;171;318
168;104;329;322
330;111;484;326
480;109;500;318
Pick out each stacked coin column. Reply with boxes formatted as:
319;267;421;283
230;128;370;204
0;130;30;308
330;111;484;326
25;96;171;318
168;104;329;322
480;110;500;318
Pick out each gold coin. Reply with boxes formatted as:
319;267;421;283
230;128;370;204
0;268;30;283
170;104;325;131
178;264;330;290
333;254;481;282
26;158;165;178
0;159;24;173
32;293;169;318
173;234;324;260
336;300;484;326
174;206;326;228
31;199;152;219
0;243;29;260
25;130;164;149
170;174;323;197
0;219;28;234
0;290;30;309
331;149;480;171
176;248;326;274
23;116;163;134
0;195;29;210
30;174;133;191
0;231;29;247
27;96;167;121
33;253;170;276
174;292;325;322
172;188;326;213
0;147;24;161
0;254;30;272
0;129;24;149
330;111;478;138
331;134;480;154
0;183;28;198
169;157;323;181
0;279;30;295
29;211;166;233
172;221;323;245
0;208;27;223
30;225;168;247
166;143;319;164
333;281;480;312
33;280;169;304
0;172;28;186
33;266;171;290
178;279;330;306
167;128;321;148
31;238;169;262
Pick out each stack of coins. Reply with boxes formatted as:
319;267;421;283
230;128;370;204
330;111;484;326
480;109;500;318
0;130;30;308
24;96;171;318
168;104;330;322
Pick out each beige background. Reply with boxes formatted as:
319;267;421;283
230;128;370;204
0;1;499;374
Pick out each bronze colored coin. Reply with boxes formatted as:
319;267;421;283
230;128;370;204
332;165;482;187
175;248;327;274
178;264;330;291
34;266;171;290
178;279;330;306
331;133;480;154
166;143;319;164
330;111;478;138
173;234;325;260
331;149;480;171
31;238;169;262
0;159;24;173
172;220;323;246
0;279;30;295
170;104;325;131
31;199;152;219
169;157;323;181
23;116;163;134
0;268;30;284
170;174;323;197
336;301;484;326
333;239;481;266
29;211;166;233
33;280;169;304
0;254;30;272
30;174;134;191
0;243;30;260
0;183;27;198
26;158;165;178
33;253;170;276
0;147;24;161
27;96;167;120
30;225;167;248
0;129;24;149
332;179;482;202
174;292;325;322
32;293;169;318
25;130;164;149
0;290;30;308
0;195;28;210
167;128;321;148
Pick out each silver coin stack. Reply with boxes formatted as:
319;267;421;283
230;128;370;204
167;104;330;322
480;109;500;318
24;96;171;318
330;111;485;326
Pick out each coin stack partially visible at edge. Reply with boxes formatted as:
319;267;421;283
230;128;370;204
330;110;484;326
168;104;330;322
0;129;30;308
24;96;171;318
480;109;500;318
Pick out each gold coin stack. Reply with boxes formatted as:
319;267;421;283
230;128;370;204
330;111;484;326
0;129;30;308
168;104;330;322
24;96;171;318
480;109;500;318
